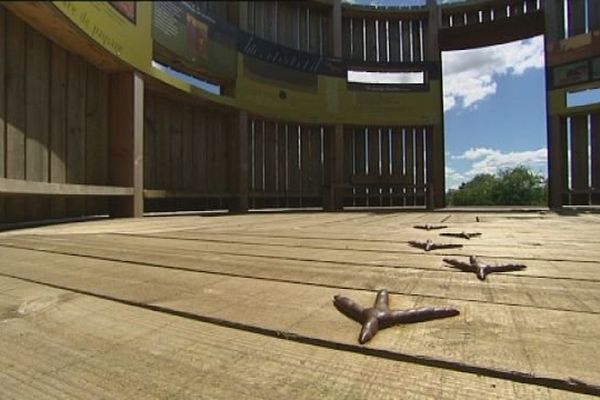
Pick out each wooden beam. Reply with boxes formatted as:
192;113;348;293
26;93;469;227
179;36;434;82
0;177;133;196
108;71;144;217
547;116;568;208
228;110;249;212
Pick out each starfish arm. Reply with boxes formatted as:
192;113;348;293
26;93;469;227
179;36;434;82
443;257;476;273
408;240;426;250
432;243;463;250
359;316;379;344
374;289;390;310
476;266;488;281
386;307;460;325
487;263;527;273
333;295;365;323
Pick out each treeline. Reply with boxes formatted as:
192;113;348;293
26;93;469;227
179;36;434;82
446;166;547;206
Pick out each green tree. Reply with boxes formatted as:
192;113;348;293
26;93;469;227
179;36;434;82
446;166;547;206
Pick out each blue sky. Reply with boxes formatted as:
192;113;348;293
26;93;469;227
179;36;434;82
346;0;549;189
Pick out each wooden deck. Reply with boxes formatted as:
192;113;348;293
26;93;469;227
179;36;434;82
1;210;599;399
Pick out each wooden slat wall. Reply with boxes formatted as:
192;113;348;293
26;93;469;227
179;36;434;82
0;7;110;224
248;118;324;209
592;114;600;204
343;126;430;208
343;15;427;62
143;91;231;212
563;114;599;206
245;1;330;56
440;0;542;29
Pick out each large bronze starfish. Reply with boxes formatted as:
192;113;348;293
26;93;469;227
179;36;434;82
440;231;482;240
443;256;527;280
333;289;460;344
413;224;448;231
408;239;463;252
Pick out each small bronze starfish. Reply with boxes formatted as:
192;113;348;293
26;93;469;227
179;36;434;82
443;256;527;280
440;231;482;240
413;224;448;231
408;239;463;252
333;289;460;344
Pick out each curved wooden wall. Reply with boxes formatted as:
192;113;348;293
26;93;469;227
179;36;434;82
1;0;599;226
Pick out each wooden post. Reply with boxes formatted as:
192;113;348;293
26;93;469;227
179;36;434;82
229;110;249;213
108;71;144;218
331;0;342;58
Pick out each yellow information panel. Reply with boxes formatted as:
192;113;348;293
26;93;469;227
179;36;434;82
52;1;152;70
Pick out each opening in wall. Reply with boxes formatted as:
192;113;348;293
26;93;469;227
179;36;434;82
347;70;424;85
151;60;221;95
567;87;600;108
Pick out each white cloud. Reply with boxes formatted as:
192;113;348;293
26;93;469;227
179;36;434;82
450;147;547;181
445;166;468;190
442;36;544;111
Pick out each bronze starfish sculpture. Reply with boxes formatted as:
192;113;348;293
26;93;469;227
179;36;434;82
440;231;482;240
333;289;460;344
408;239;463;252
413;224;448;230
443;256;527;280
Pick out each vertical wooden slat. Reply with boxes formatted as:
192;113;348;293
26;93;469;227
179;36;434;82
415;128;425;206
85;65;108;215
391;127;404;206
591;113;600;204
253;119;264;196
309;8;320;54
287;124;300;204
194;110;207;194
367;127;379;206
264;121;277;198
567;0;586;36
214;114;227;199
264;1;277;42
366;18;377;62
299;6;308;52
466;10;479;25
352;17;364;61
525;0;538;13
0;7;5;220
182;105;193;191
321;13;329;56
155;97;170;190
548;116;568;207
276;124;287;201
412;19;422;62
310;126;322;202
494;4;507;20
381;127;391;206
205;113;216;196
254;1;265;39
354;127;366;206
401;19;411;62
278;3;294;48
300;125;311;202
482;7;493;23
342;17;352;59
589;0;600;32
378;20;388;62
170;102;183;190
570;115;589;204
25;28;50;220
343;127;354;206
49;43;67;218
405;128;415;206
5;12;26;222
452;12;465;26
144;92;156;189
388;19;400;63
425;127;434;209
246;0;255;33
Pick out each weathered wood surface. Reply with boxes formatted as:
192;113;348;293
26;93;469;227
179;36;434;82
1;211;599;398
1;275;589;400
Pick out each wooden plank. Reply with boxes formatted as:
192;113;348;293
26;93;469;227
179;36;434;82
308;8;320;54
264;121;277;197
169;101;183;191
367;127;380;206
401;19;411;62
377;19;388;62
298;5;308;52
214;114;227;199
412;19;422;62
253;119;265;196
181;105;193;191
310;126;322;200
143;91;155;189
494;4;507;20
205;113;216;196
193;110;207;194
351;17;363;62
1;277;585;400
392;127;405;206
253;1;265;39
365;18;377;62
0;7;4;221
49;43;67;218
388;19;400;63
525;0;538;13
590;0;600;32
321;12;329;56
415;127;425;206
300;125;311;201
287;124;301;204
354;127;366;206
591;114;600;204
276;123;286;199
0;178;132;196
2;243;600;390
405;127;415;206
85;66;109;216
380;127;391;206
5;12;26;222
277;2;295;48
246;0;255;33
264;1;277;43
570;116;589;205
343;127;354;206
567;0;586;36
155;96;170;190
